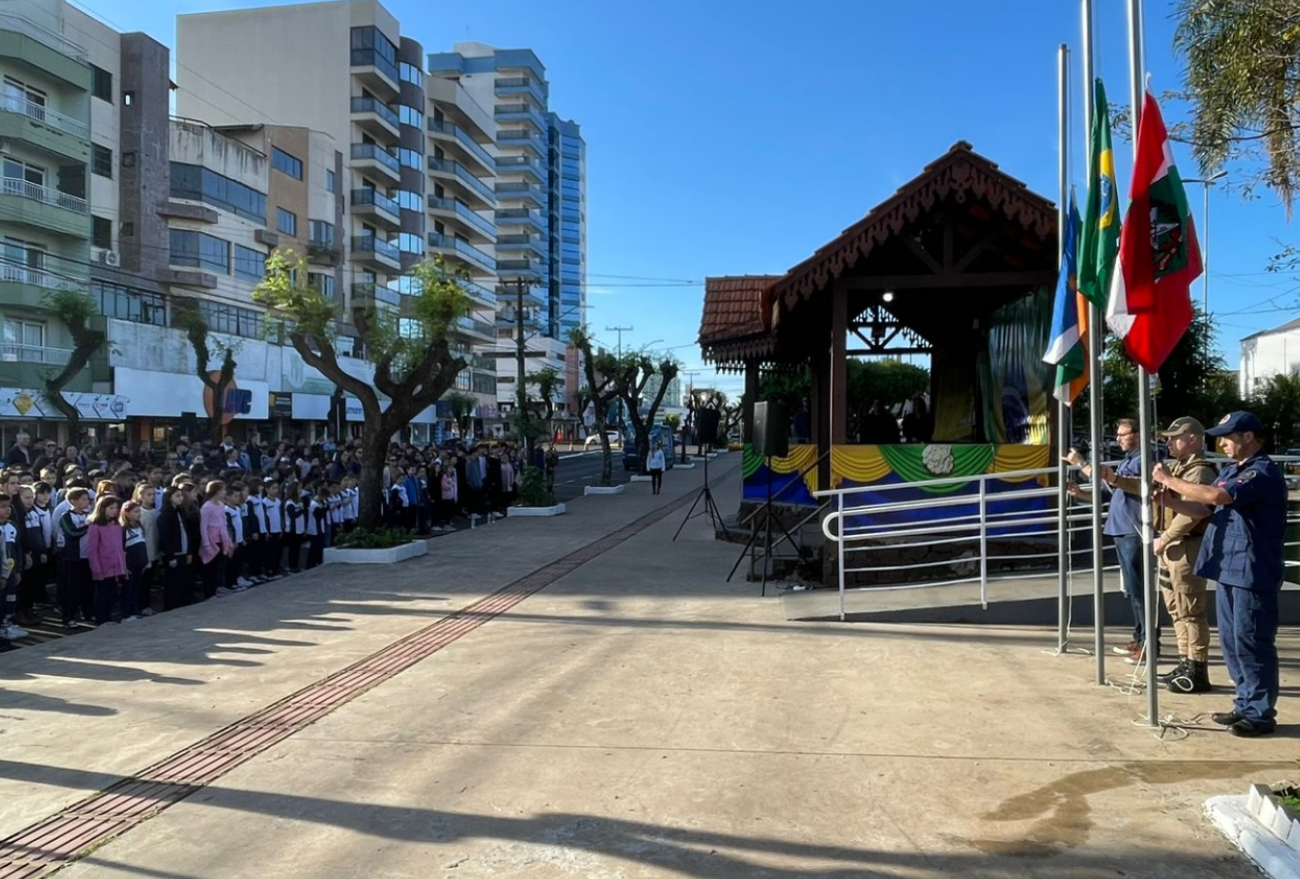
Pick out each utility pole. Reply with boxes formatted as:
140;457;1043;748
606;324;632;429
515;277;530;457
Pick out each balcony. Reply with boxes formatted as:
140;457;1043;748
494;154;543;183
494;76;547;106
427;194;495;243
497;129;547;156
351;187;401;229
0;93;89;163
351;234;400;271
351;282;401;309
494;103;548;133
307;239;342;266
427;118;495;176
1;342;72;365
0;259;87;308
351;142;400;184
497;257;545;280
427;156;496;209
0;177;89;238
495;233;546;261
494;207;547;235
350;95;399;140
456;278;497;309
428;232;496;275
350;48;399;100
494;180;544;207
454;314;496;342
496;306;545;332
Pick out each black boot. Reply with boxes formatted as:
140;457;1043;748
1167;660;1212;694
1157;656;1189;685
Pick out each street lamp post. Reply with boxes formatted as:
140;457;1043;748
1184;170;1227;356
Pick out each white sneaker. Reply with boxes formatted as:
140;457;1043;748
140;608;156;617
236;577;252;588
215;586;236;597
2;623;29;640
122;615;142;622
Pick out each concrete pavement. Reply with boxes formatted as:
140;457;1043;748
1;453;1296;878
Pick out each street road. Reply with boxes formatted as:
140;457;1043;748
550;448;634;501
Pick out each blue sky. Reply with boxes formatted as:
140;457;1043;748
85;0;1298;395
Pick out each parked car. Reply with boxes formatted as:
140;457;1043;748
584;431;621;449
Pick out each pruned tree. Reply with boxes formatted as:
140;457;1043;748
446;391;476;440
569;326;620;486
611;352;679;467
526;366;560;424
173;302;237;445
1174;0;1300;212
40;289;105;442
256;250;470;526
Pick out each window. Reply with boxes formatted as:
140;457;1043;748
399;62;423;86
308;219;334;246
396;148;421;169
271;146;303;180
198;301;264;339
169;229;229;273
325;169;336;193
2;155;44;187
3;76;45;115
309;272;335;300
92;281;165;326
90;64;112;103
275;207;297;236
398;105;423;128
397;232;421;254
91;144;113;178
2;318;44;357
234;245;265;281
170;162;267;223
350;26;398;83
92;215;111;249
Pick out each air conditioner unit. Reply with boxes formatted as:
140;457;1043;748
97;250;121;267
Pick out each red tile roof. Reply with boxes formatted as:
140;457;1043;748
698;275;780;350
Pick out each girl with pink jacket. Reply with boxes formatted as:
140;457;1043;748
86;495;132;624
199;481;235;599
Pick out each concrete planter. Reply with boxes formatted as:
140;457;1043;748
1206;786;1300;879
323;540;428;566
584;485;626;496
630;475;654;483
508;503;567;517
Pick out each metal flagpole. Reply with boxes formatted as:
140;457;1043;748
1125;0;1159;727
1082;0;1106;685
1056;43;1071;653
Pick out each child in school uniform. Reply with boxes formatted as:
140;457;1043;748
262;479;284;578
132;484;159;615
19;483;53;626
341;476;359;533
225;484;250;589
86;494;131;625
120;501;149;623
0;494;23;641
244;481;268;582
56;488;93;627
306;487;329;569
283;480;305;574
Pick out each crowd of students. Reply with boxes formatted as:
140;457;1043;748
0;432;557;649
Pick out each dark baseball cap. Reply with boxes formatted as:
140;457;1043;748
1205;411;1266;437
1159;416;1205;438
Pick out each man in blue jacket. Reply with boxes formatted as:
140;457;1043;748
1154;411;1289;738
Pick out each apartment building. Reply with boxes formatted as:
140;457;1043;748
428;43;587;424
175;0;501;428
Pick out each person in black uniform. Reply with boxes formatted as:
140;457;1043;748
1153;411;1289;738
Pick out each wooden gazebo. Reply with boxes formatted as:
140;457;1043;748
701;142;1060;497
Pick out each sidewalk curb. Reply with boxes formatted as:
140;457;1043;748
1207;794;1300;879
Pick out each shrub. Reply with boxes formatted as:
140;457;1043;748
517;464;556;507
333;526;417;550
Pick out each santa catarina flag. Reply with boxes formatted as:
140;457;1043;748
1077;78;1119;309
1105;89;1202;372
1043;195;1089;404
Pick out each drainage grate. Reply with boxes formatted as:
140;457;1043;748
0;491;697;878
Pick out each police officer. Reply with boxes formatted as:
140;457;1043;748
1149;417;1217;693
1153;411;1288;737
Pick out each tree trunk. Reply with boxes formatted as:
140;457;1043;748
42;387;80;443
358;432;388;528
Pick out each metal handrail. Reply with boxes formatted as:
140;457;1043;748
0;260;86;291
0;93;88;138
1;177;87;212
1;342;72;364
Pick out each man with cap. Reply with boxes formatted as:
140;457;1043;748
1154;411;1288;737
1146;417;1218;693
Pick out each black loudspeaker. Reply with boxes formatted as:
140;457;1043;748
753;401;789;458
696;408;721;446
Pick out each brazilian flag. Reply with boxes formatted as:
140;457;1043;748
1077;78;1119;309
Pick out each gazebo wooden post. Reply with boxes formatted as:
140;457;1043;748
742;358;758;444
811;347;831;492
830;283;848;445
